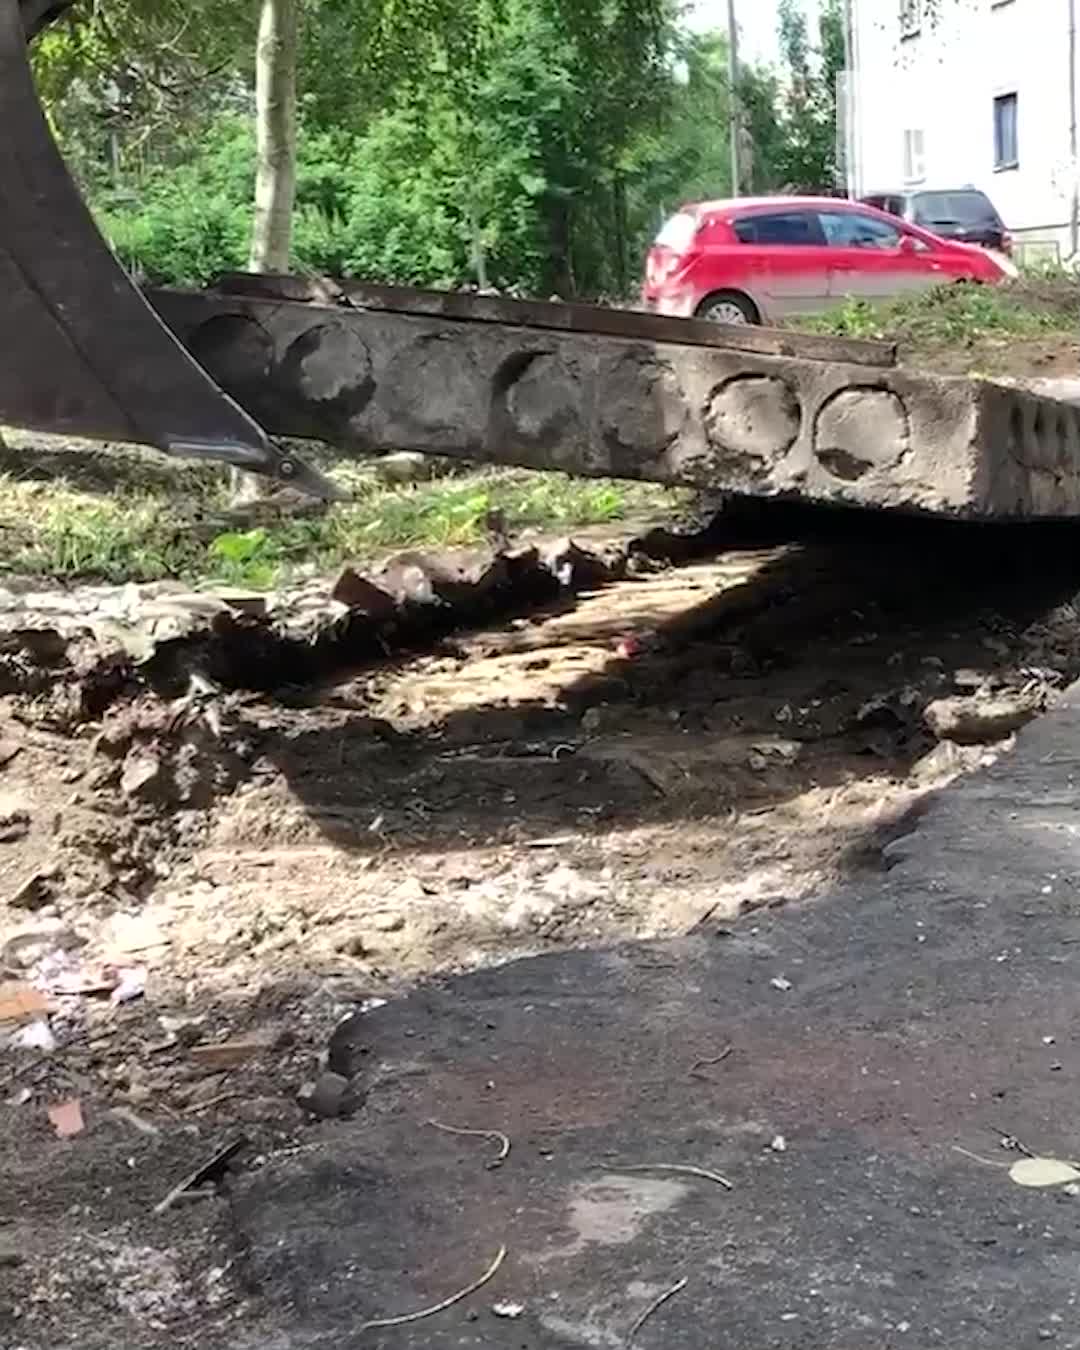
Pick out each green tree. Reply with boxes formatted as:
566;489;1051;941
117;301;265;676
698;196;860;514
32;1;255;186
43;0;817;302
774;0;845;192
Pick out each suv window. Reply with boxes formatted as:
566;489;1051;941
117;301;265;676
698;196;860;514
860;195;905;217
819;211;901;249
733;211;823;245
911;191;999;228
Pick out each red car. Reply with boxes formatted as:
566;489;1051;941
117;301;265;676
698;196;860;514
642;195;1014;326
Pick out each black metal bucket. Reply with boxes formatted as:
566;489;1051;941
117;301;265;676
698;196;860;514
0;0;335;497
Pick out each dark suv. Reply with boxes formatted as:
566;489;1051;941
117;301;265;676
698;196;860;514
860;188;1011;254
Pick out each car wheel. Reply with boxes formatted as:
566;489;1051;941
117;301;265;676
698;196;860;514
695;291;760;326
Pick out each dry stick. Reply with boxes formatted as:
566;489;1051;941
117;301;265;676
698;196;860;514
154;1137;248;1214
606;1163;733;1191
627;1276;689;1345
359;1244;507;1332
952;1145;1010;1169
689;1046;733;1076
428;1118;511;1169
989;1123;1037;1159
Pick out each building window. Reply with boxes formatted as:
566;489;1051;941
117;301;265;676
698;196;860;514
993;93;1018;169
900;0;922;38
903;129;926;183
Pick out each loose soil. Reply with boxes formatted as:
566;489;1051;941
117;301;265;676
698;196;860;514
6;503;1080;1346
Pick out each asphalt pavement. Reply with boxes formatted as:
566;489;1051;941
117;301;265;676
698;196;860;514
229;685;1080;1349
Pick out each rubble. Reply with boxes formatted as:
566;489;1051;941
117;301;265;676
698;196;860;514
120;752;166;802
924;692;1042;744
0;792;30;841
299;1071;352;1119
47;1097;84;1137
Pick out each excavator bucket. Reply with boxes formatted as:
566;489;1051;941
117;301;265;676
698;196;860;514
0;0;337;498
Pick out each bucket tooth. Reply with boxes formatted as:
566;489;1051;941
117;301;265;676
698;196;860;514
0;0;338;499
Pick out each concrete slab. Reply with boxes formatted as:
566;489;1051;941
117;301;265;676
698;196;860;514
224;684;1080;1348
152;284;1080;520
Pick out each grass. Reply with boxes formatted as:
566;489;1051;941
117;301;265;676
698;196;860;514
0;439;685;589
793;275;1080;359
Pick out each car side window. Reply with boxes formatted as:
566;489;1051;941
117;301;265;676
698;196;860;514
732;211;823;245
818;211;901;250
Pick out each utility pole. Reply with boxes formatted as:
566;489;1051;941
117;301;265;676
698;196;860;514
1070;0;1078;256
842;0;856;198
727;0;741;196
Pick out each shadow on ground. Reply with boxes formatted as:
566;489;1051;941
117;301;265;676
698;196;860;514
237;507;1080;860
9;681;1080;1348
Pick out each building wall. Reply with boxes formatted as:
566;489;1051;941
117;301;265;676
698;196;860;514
852;0;1077;254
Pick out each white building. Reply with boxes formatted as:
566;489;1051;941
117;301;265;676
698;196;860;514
850;0;1080;258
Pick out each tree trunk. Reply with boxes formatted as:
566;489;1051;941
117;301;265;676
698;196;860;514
249;0;298;273
468;203;490;291
547;199;575;299
236;0;298;502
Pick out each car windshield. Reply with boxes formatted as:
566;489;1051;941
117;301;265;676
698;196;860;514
912;192;998;227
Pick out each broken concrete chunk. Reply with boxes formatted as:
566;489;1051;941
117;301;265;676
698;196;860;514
8;868;57;911
2;920;78;967
330;568;397;618
0;794;30;842
16;628;69;667
367;910;407;934
374;451;440;484
924;693;1040;745
214;588;270;619
952;668;988;692
375;549;509;609
121;752;166;802
541;538;614;590
10;1019;56;1052
93;722;134;759
0;1242;24;1269
298;1071;352;1119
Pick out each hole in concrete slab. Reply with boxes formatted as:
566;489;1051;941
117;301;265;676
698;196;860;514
187;313;275;396
816;448;871;481
703;374;801;467
1009;403;1025;452
491;349;584;452
1033;406;1048;450
279;323;375;417
813;386;909;478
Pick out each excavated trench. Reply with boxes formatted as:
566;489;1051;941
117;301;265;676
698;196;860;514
7;499;1080;1346
4;500;1080;907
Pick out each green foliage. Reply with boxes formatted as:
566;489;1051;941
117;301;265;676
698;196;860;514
32;1;255;188
773;0;845;192
0;458;676;587
797;283;1068;347
38;0;810;298
82;0;694;298
207;527;280;588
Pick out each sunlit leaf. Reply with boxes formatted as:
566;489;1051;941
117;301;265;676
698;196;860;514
1009;1158;1080;1188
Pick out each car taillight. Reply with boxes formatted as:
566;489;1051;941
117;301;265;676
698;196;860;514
649;247;689;285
